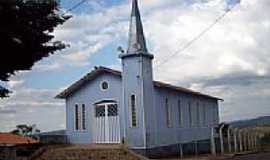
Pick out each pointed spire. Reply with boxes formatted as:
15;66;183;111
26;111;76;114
127;0;148;54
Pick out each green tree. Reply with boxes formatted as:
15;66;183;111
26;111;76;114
0;0;71;98
11;124;41;140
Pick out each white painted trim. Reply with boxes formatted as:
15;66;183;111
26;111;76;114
140;55;147;148
96;102;117;106
91;104;96;143
93;98;118;105
94;101;120;144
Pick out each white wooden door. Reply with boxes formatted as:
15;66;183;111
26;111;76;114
95;103;120;144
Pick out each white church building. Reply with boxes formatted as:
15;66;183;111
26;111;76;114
56;0;222;157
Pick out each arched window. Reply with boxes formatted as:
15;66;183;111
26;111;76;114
130;95;137;127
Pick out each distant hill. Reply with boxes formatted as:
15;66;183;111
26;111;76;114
229;116;270;128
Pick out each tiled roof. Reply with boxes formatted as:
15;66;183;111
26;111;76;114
56;66;223;101
0;133;38;145
153;81;222;100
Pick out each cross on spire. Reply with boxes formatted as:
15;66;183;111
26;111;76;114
127;0;148;54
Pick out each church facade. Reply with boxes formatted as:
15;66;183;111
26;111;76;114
56;0;222;155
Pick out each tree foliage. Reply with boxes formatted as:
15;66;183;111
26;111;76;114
11;124;41;140
0;86;10;97
0;0;70;97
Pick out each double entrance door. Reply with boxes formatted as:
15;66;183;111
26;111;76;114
94;102;120;143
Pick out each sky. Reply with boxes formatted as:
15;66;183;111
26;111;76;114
0;0;270;132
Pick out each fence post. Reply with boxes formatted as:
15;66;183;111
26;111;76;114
243;130;247;151
233;128;238;153
211;127;216;156
195;141;198;156
179;143;183;159
219;124;225;154
227;127;232;153
239;130;243;152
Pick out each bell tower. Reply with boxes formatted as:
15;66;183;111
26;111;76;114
119;0;156;148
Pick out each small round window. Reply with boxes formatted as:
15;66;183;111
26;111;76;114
101;81;109;90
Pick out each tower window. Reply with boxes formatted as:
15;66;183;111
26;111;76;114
130;95;137;127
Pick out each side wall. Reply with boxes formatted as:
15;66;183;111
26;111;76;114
65;74;122;144
149;87;219;148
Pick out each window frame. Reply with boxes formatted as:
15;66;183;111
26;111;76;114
178;99;183;128
81;104;86;131
203;103;207;126
100;81;109;91
74;104;80;131
165;98;172;128
188;102;193;127
130;94;137;128
107;103;118;117
196;102;200;127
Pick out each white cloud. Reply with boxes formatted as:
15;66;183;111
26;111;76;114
33;63;62;72
7;80;24;89
140;0;269;84
54;0;269;122
142;0;270;121
0;86;65;132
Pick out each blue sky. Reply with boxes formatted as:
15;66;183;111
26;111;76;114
1;0;270;132
24;0;239;90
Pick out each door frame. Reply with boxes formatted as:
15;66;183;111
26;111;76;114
94;101;120;144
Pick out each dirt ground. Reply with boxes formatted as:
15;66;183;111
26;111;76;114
223;152;270;160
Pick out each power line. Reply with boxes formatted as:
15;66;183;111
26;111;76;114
154;2;239;70
65;0;89;13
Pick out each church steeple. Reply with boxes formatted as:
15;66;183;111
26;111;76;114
127;0;148;54
119;0;155;148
